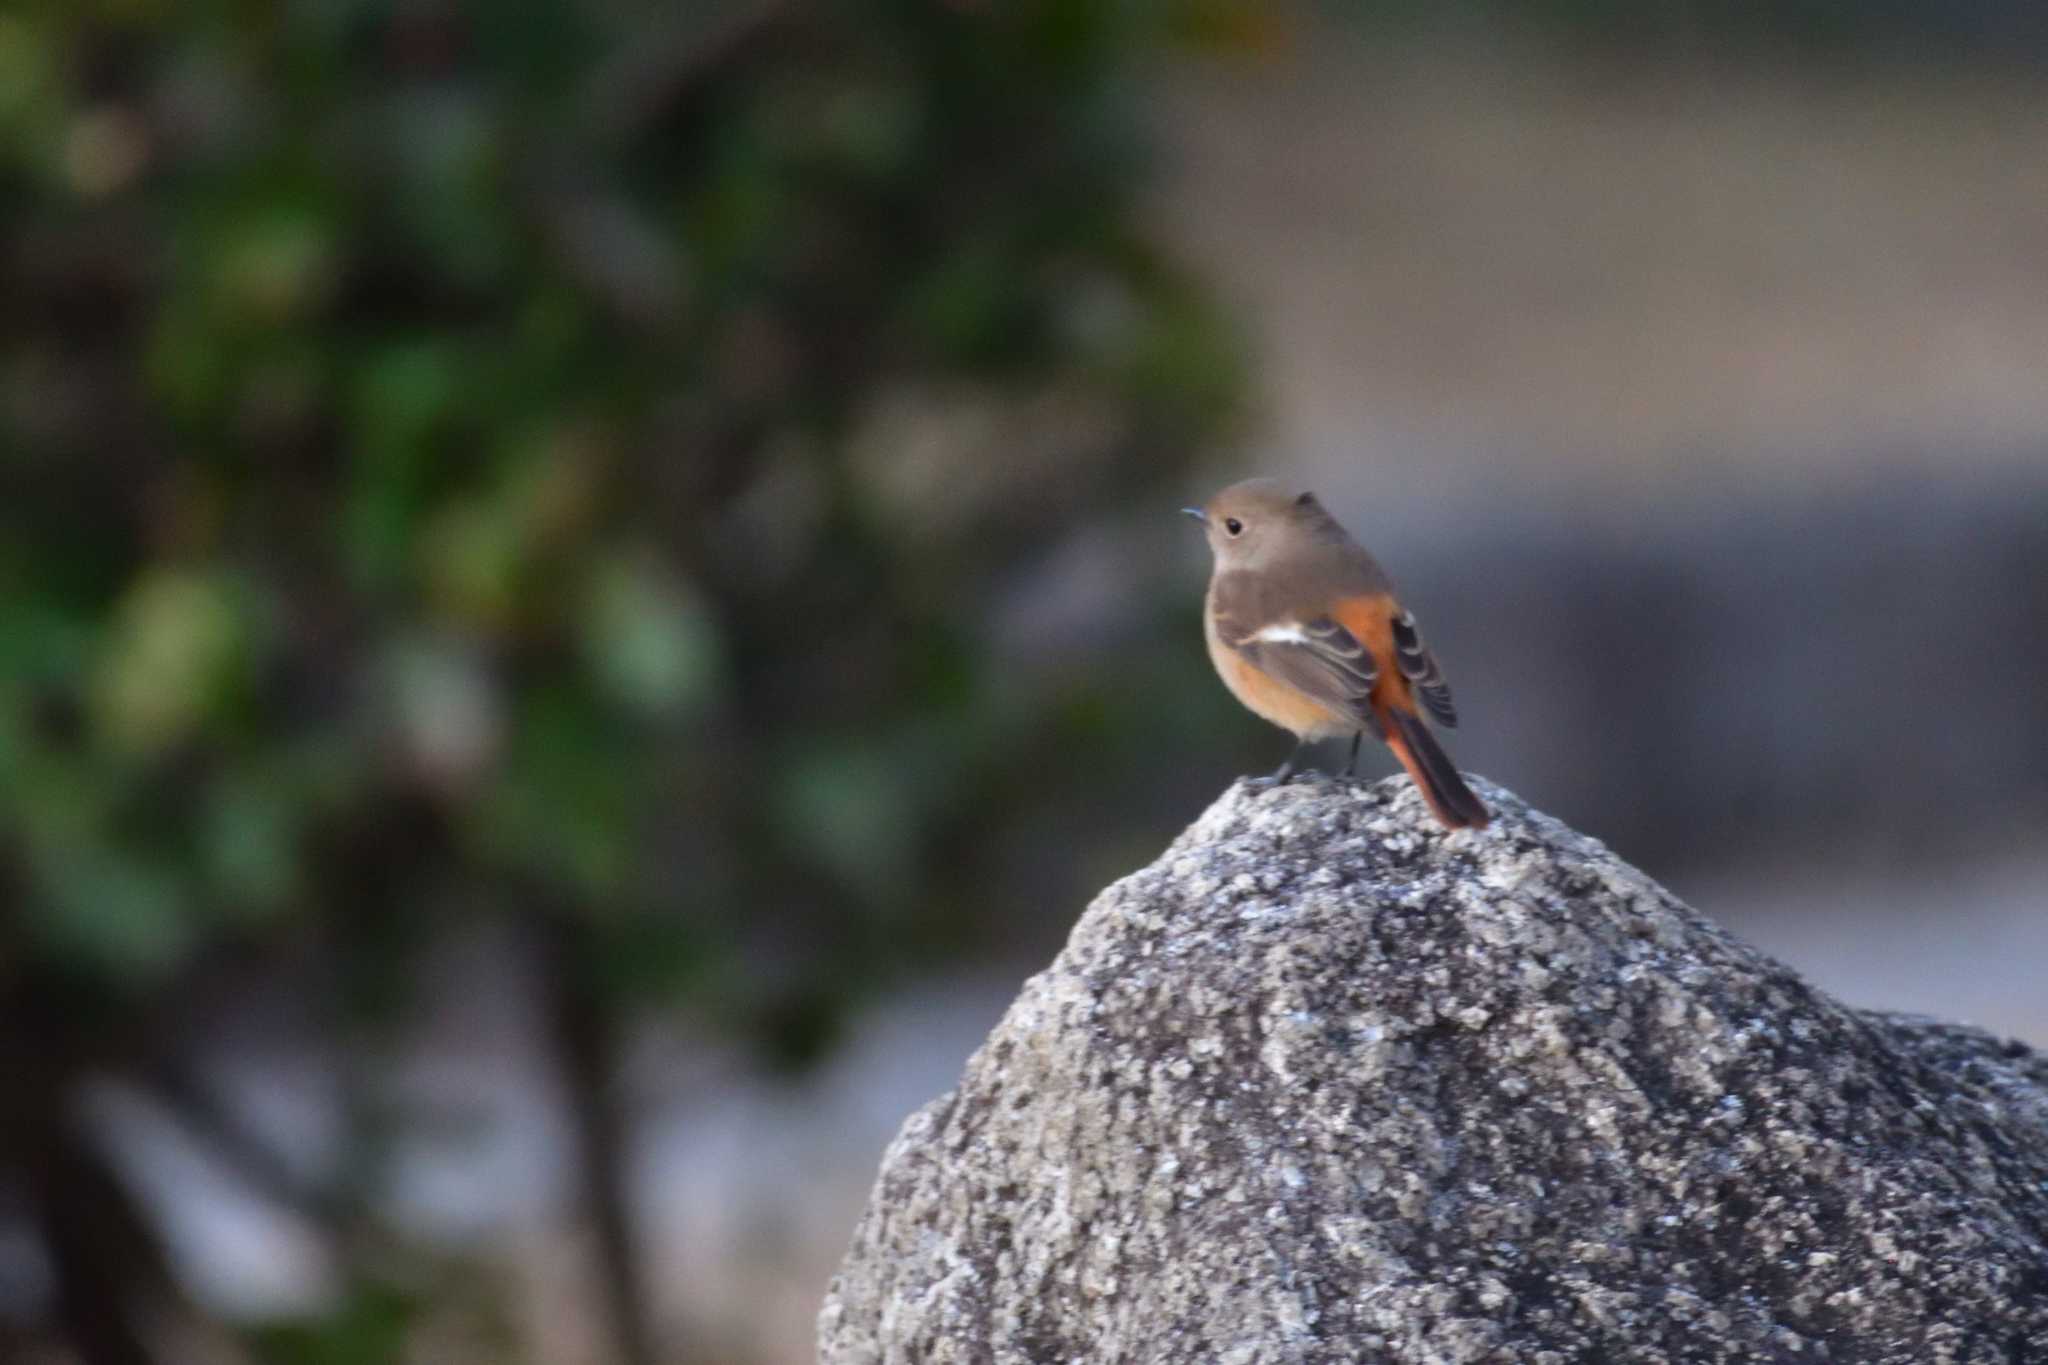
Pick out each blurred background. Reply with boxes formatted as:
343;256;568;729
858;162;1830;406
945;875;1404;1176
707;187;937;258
3;1;2045;1362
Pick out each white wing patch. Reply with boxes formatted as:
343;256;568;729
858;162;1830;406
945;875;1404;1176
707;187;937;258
1251;622;1311;646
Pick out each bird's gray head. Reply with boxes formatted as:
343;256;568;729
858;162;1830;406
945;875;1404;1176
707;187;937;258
1183;478;1334;571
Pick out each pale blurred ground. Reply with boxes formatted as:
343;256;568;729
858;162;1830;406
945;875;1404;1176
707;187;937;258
84;29;2048;1365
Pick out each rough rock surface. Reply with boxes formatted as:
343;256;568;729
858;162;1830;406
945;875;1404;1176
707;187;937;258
820;775;2048;1364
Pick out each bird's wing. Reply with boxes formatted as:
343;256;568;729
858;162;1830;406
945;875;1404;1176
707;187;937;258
1212;573;1382;735
1390;608;1458;728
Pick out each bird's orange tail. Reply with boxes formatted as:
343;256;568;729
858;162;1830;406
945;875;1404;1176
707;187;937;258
1383;707;1490;830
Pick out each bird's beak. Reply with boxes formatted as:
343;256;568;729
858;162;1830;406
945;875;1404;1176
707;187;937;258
1181;507;1207;525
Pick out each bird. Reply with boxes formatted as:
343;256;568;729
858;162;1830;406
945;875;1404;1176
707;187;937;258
1185;478;1489;829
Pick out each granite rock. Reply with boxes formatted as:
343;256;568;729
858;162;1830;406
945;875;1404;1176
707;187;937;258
820;775;2048;1364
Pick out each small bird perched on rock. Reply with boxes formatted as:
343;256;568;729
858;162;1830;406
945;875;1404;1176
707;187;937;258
1186;478;1489;829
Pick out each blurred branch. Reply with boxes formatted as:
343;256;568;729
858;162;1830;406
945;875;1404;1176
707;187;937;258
540;914;656;1365
35;1140;162;1365
2;987;166;1365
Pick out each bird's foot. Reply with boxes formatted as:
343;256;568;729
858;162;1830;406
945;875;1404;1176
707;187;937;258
1256;740;1310;786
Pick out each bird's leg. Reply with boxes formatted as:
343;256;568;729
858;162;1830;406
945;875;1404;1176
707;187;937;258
1343;731;1362;778
1267;738;1308;784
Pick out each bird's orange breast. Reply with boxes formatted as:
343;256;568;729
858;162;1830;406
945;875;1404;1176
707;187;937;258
1204;611;1353;740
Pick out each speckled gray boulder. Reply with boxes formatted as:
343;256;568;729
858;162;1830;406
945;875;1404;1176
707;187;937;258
819;775;2048;1365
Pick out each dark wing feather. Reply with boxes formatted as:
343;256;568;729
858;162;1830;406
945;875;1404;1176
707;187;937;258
1390;609;1458;727
1212;574;1384;736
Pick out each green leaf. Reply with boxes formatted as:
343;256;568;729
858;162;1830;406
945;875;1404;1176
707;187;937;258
202;767;302;922
579;552;721;721
343;341;467;591
91;568;252;757
212;207;339;329
250;1280;419;1365
29;838;194;983
474;687;639;900
775;743;918;906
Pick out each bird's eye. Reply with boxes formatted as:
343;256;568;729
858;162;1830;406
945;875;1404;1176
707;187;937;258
1224;517;1244;536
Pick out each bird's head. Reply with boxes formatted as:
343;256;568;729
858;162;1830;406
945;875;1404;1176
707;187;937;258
1183;478;1331;570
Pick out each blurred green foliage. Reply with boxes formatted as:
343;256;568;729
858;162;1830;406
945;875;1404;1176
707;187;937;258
2;0;1242;1006
0;0;1245;1354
